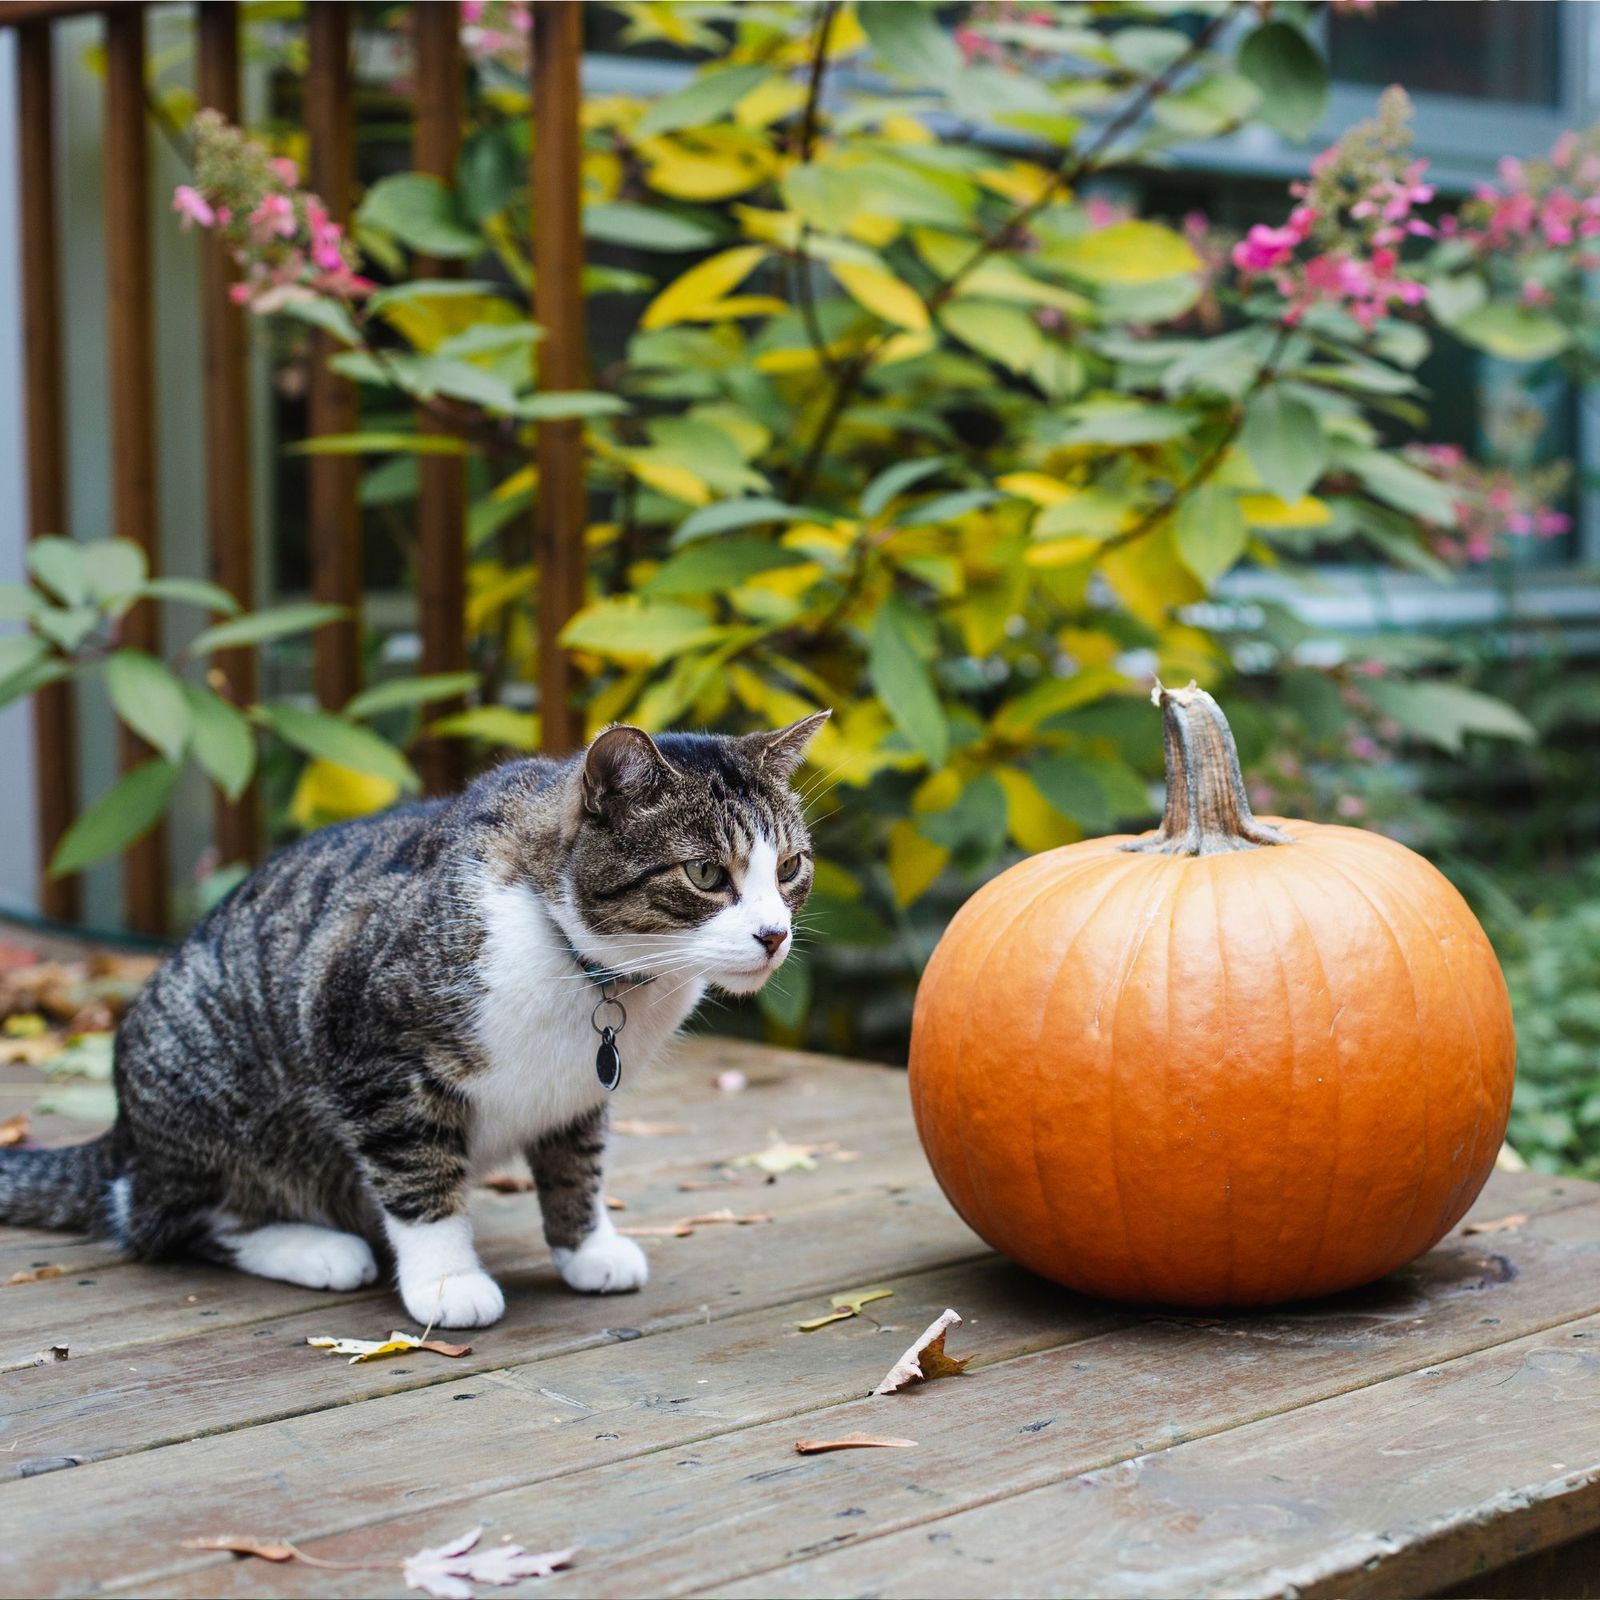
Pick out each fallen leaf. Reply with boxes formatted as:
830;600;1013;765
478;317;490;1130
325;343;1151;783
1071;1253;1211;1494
604;1194;627;1211
732;1133;840;1176
713;1069;747;1092
873;1309;969;1395
798;1286;893;1332
403;1526;576;1598
0;1035;62;1066
479;1171;535;1194
7;1264;65;1286
307;1331;471;1364
1463;1212;1529;1236
1495;1141;1527;1173
795;1433;917;1453
182;1535;297;1562
613;1118;693;1137
676;1175;753;1192
3;1011;47;1037
0;1111;29;1147
32;1345;69;1364
620;1208;772;1239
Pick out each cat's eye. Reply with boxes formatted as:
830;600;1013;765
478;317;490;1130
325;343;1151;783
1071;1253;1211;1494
778;852;804;883
683;859;729;892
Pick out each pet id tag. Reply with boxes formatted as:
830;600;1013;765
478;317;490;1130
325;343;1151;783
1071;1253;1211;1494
596;1026;622;1092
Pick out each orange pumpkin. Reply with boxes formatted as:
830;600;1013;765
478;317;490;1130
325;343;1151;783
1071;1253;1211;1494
909;683;1516;1307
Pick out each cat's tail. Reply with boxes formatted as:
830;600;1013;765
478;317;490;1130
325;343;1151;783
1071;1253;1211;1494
0;1133;121;1231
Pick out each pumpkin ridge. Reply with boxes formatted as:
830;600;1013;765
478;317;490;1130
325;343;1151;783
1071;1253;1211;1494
1337;838;1497;1248
1311;848;1435;1272
1204;855;1238;1305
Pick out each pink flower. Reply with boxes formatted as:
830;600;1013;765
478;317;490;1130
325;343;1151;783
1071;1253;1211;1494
269;156;300;187
247;192;297;242
172;185;216;230
1232;223;1302;274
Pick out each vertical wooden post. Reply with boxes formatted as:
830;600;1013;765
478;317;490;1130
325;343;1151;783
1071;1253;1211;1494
104;4;168;935
413;0;467;794
16;20;79;921
197;1;259;864
531;1;587;756
305;1;360;710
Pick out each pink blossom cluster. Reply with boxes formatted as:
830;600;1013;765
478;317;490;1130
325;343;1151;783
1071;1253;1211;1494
460;0;532;71
1231;92;1433;331
955;3;1063;67
173;110;371;313
1407;444;1572;565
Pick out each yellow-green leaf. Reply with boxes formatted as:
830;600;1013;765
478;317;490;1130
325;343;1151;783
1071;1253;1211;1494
830;262;929;331
1047;220;1200;285
641;246;767;329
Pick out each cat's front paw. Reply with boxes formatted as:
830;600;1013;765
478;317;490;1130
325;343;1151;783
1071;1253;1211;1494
401;1268;506;1328
554;1229;649;1294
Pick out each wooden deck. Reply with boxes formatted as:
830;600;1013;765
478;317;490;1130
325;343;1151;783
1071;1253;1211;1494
4;1039;1600;1599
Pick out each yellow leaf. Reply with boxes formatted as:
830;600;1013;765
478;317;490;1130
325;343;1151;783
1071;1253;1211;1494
887;820;949;907
681;293;790;323
1024;536;1102;568
1100;526;1202;627
429;707;541;749
1239;493;1334;528
734;205;803;248
996;768;1081;854
560;598;722;664
622;452;712;505
735;76;808;129
913;766;963;814
733;1136;821;1175
754;341;852;375
881;112;933;145
288;760;399;829
977;161;1058;206
642;134;774;201
1048;220;1201;285
379;291;523;354
642;246;768;330
830;262;929;331
997;471;1075;507
846;210;901;249
876;330;935;365
306;1331;470;1364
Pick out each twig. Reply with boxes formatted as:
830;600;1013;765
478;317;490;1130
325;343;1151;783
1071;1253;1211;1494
789;1;843;377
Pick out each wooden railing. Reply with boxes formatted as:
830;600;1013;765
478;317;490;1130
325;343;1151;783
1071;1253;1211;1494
1;0;588;935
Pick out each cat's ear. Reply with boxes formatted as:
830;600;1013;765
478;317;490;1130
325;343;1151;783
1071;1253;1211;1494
742;709;831;782
581;725;674;817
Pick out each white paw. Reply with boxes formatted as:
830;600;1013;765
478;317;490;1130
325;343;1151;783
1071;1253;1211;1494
555;1230;649;1295
401;1268;506;1329
230;1224;378;1292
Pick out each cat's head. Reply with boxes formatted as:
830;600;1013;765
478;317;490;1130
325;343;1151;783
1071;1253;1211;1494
560;714;830;995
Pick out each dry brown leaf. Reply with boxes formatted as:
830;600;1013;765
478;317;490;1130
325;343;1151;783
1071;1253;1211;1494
416;1338;473;1358
0;1111;29;1147
619;1221;696;1238
874;1309;969;1395
676;1175;751;1192
798;1286;893;1332
604;1194;627;1211
1462;1212;1529;1236
613;1118;693;1137
479;1171;535;1194
307;1331;471;1364
7;1264;65;1286
795;1433;917;1454
619;1208;772;1240
182;1535;297;1563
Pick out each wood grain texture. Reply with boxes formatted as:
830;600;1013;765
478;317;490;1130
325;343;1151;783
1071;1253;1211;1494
15;20;79;920
103;3;168;934
530;0;587;755
305;1;360;710
411;0;468;795
196;1;259;865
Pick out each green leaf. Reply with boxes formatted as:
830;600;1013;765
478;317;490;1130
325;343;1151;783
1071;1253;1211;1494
1174;484;1249;586
940;300;1044;373
343;673;480;720
356;173;482;259
34;606;99;652
433;323;544;360
1055;401;1196;447
137;577;242;614
1454;303;1572;363
1241;388;1326;504
1027;752;1110;832
1365;680;1536;754
278;297;361;346
1045;221;1200;286
898;488;1000;527
429;706;540;748
560;599;725;666
365;278;502;316
673;498;823;546
258;704;420;791
514;391;629;420
104;649;192;761
1237;21;1329;141
643;538;806;598
49;759;180;877
757;950;812;1034
1346;449;1457;526
0;635;48;682
861;457;950;519
584;201;722;253
288;432;472;456
189;603;347;656
869;597;948;767
0;583;40;621
185;685;256;802
860;1;961;85
456;126;521;224
27;537;85;605
636;64;769;138
82;539;147;603
0;654;71;712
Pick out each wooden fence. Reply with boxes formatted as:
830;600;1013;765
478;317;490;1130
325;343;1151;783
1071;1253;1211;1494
0;0;588;936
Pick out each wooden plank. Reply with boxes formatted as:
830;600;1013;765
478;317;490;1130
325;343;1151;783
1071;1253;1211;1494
724;1313;1600;1600
100;1193;1600;1600
411;0;467;795
14;20;79;921
103;4;168;935
304;0;360;710
195;2;258;866
0;2;105;24
530;0;587;755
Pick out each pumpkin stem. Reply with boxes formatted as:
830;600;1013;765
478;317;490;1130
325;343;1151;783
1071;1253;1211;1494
1121;682;1293;857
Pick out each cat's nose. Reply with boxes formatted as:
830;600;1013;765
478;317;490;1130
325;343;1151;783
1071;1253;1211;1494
753;927;788;958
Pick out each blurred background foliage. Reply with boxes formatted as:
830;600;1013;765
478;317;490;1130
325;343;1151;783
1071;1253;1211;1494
13;1;1600;1172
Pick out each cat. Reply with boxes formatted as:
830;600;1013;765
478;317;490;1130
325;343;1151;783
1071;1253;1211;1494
0;714;827;1327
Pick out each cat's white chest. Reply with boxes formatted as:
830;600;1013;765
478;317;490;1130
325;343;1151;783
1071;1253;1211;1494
467;881;700;1168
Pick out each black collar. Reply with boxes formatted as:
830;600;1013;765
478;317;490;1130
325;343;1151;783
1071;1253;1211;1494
548;911;656;992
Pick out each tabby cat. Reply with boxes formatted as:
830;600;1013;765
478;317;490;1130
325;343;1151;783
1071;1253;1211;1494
0;715;827;1327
